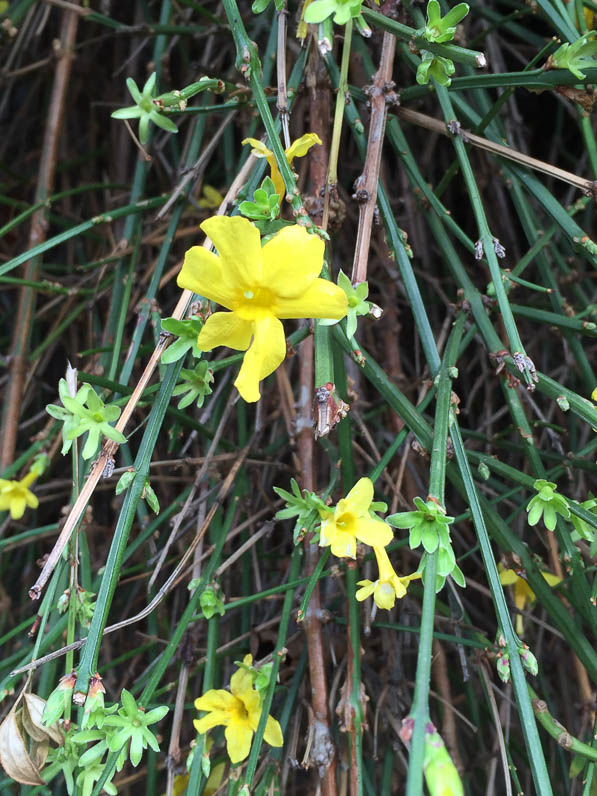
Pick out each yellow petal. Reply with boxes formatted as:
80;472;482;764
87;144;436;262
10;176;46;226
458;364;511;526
263;715;283;747
318;517;336;547
498;566;519;586
330;529;356;559
241;137;272;159
20;471;38;488
261;225;324;299
355;517;393;548
241;139;285;196
542;571;562;587
346;477;374;514
177;246;238;309
389;575;408;599
25;491;39;510
355;581;376;601
10;496;26;520
234;315;286;403
194;710;232;733
514;579;535;612
285;133;322;164
272;278;348;320
197;312;254;352
225;722;253;764
373;545;398;582
194;689;237;713
373;582;397;611
201;216;262;288
230;667;254;699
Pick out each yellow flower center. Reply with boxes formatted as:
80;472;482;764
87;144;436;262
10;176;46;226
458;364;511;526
232;697;251;723
335;510;357;536
236;286;276;320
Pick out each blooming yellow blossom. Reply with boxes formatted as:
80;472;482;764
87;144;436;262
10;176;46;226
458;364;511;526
177;215;347;402
499;563;561;635
319;477;393;558
0;470;39;519
356;545;421;610
241;134;322;199
194;654;283;764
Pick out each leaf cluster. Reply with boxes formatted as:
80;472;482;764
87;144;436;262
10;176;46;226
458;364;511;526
388;497;465;591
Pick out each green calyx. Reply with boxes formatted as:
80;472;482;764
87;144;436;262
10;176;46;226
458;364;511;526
420;0;469;44
111;72;178;146
304;0;363;26
46;381;126;460
526;479;570;531
416;51;456;87
547;32;597;81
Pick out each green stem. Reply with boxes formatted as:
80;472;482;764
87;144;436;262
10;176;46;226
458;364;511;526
327;19;353;188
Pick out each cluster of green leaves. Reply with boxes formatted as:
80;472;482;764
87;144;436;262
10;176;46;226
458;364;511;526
43;679;168;795
173;361;214;410
161;315;204;363
238;176;280;222
388;497;465;591
274;478;330;543
116;470;160;514
319;271;377;340
416;1;469;87
46;380;126;460
548;32;597;80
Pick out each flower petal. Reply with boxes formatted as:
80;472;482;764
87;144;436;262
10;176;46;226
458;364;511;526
374;582;397;610
285;133;322;163
177;245;238;309
200;215;262;288
355;517;393;548
241;137;272;158
263;715;283;748
542;572;562;587
230;667;254;699
10;496;26;519
225;722;253;764
330;529;356;559
346;478;374;514
194;689;236;713
498;567;519;586
234;315;286;403
273;278;348;320
194;710;231;734
198;312;254;352
261;225;324;299
25;490;39;510
355;581;376;602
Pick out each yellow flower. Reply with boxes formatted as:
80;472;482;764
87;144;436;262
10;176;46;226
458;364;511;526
197;184;224;210
356;545;421;610
0;470;39;519
193;654;283;764
177;215;347;402
499;563;561;635
318;477;393;559
241;133;322;199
